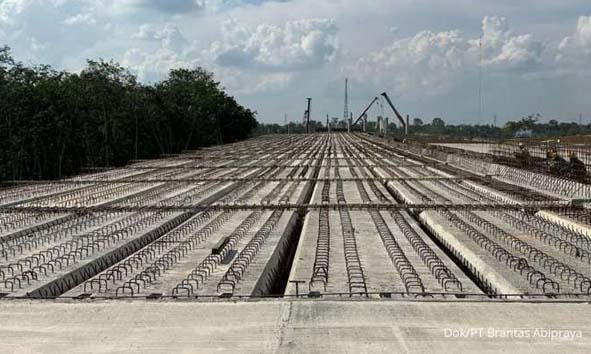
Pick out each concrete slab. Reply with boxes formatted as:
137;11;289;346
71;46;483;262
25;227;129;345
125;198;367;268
1;300;590;353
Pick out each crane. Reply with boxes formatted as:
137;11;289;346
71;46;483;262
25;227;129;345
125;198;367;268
380;92;407;135
352;97;380;127
351;93;408;135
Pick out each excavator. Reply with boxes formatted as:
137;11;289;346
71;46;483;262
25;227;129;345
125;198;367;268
568;151;588;182
504;139;588;182
543;140;567;175
513;143;532;167
542;140;588;182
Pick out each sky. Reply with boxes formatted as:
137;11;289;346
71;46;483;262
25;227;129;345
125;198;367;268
0;0;590;125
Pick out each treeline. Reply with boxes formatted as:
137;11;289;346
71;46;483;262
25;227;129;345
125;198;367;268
255;121;323;135
410;114;588;140
258;113;589;140
0;47;257;181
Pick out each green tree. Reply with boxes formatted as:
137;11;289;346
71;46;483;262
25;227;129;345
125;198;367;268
0;47;258;181
432;117;445;127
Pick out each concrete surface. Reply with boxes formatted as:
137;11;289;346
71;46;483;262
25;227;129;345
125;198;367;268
431;143;492;154
1;300;590;353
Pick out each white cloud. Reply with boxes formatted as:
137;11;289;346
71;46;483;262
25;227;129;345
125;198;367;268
133;23;187;52
134;24;162;41
557;16;591;70
121;0;204;13
29;36;48;52
63;12;96;25
0;0;32;28
122;23;198;81
347;16;543;97
122;47;195;82
110;0;287;15
346;29;468;97
0;0;29;23
0;0;589;124
218;69;293;94
0;0;103;65
210;18;339;70
476;16;543;69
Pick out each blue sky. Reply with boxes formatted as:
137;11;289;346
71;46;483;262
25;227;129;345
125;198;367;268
0;0;590;125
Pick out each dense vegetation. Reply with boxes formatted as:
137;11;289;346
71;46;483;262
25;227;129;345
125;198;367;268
0;47;258;181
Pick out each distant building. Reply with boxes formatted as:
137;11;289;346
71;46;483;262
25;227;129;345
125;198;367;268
515;129;533;139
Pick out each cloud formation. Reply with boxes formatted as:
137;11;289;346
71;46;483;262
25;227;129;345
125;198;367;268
210;18;339;70
122;47;194;82
557;16;591;70
63;12;96;26
347;16;544;97
133;23;187;52
0;0;589;123
477;16;543;69
124;0;204;13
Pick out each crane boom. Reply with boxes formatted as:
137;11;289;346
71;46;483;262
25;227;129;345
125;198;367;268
352;97;379;126
381;92;406;134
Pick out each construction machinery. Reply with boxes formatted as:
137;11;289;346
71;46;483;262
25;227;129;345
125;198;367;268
351;92;408;136
513;143;532;167
543;140;568;176
380;92;407;135
352;97;379;130
568;151;588;182
492;139;588;183
541;139;588;182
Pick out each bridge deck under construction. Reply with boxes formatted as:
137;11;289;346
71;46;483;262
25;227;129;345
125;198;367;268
1;133;591;300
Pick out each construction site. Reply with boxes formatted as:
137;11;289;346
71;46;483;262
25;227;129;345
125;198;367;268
1;130;591;299
2;131;591;352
